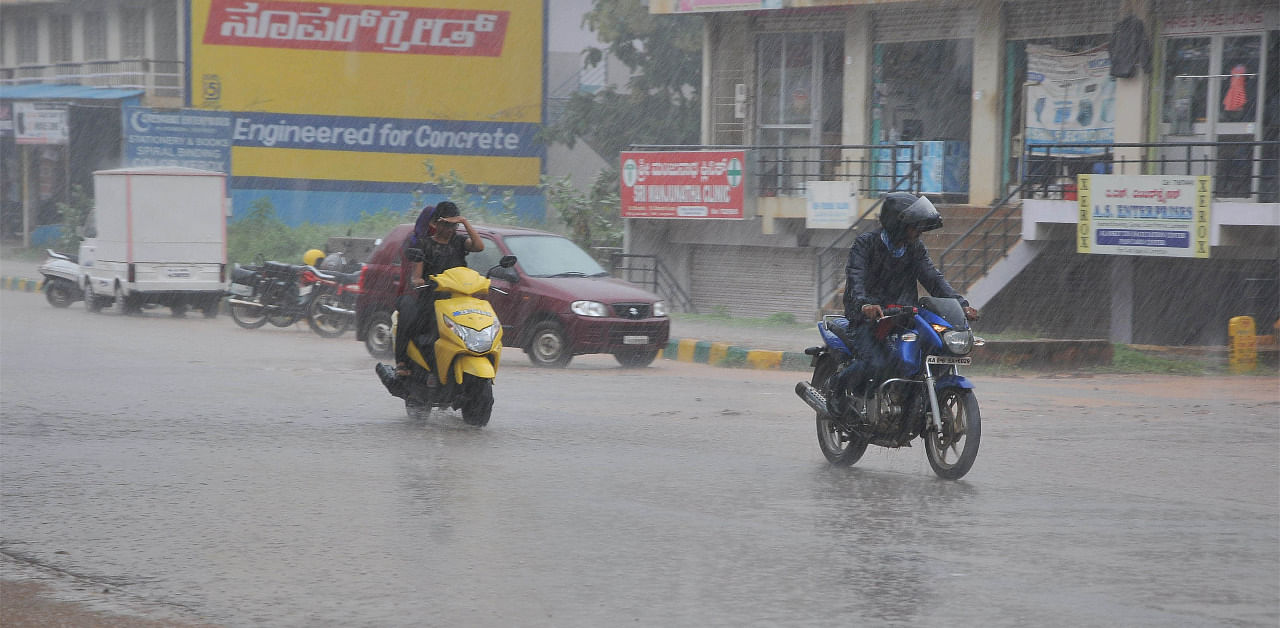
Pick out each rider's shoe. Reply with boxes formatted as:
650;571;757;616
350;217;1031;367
375;363;409;399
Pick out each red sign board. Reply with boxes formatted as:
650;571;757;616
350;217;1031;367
620;151;746;219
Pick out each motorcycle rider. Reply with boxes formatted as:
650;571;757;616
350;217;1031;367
392;201;484;382
830;192;979;415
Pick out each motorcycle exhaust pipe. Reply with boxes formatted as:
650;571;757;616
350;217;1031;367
319;303;356;316
226;298;265;309
795;382;831;416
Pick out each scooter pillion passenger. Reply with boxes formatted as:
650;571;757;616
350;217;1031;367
375;252;518;427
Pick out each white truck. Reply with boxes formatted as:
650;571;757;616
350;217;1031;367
78;167;229;317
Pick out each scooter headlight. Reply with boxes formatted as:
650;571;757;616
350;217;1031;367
449;320;498;353
943;329;974;355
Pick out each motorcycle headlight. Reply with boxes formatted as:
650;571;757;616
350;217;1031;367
449;320;498;353
571;300;609;317
943;329;974;355
652;301;668;317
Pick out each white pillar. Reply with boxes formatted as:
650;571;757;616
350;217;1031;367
843;7;872;207
1110;256;1135;344
969;0;1003;206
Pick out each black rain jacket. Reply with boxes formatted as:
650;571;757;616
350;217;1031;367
842;228;968;324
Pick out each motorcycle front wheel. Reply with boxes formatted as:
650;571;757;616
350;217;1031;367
229;296;268;329
307;293;351;338
925;388;981;480
812;354;868;466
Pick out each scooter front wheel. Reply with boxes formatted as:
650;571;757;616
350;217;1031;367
461;377;494;427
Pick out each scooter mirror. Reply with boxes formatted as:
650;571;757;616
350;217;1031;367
498;255;517;268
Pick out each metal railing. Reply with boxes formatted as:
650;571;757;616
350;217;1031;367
1023;140;1280;202
630;143;922;198
938;181;1028;291
1;59;184;99
610;253;697;313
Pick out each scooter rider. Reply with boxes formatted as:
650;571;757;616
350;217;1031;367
393;201;484;381
830;192;979;415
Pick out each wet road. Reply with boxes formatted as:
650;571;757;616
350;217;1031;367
2;294;1277;627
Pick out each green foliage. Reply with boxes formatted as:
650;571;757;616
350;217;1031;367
766;312;797;325
1103;345;1208;375
226;198;415;268
421;160;524;226
54;184;93;253
541;166;622;260
539;0;701;163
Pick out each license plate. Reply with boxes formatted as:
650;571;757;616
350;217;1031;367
927;355;971;365
623;335;649;345
228;283;252;296
166;267;191;278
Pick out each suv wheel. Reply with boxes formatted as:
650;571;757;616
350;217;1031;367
526;321;572;368
365;311;395;359
614;348;659;368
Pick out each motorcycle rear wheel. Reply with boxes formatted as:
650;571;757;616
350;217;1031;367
461;377;494;427
925;388;981;480
230;297;268;329
812;354;868;465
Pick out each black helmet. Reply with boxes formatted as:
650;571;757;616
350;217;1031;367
879;192;943;242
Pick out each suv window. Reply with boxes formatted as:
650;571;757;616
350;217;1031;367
465;237;503;275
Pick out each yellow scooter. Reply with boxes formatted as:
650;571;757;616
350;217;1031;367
376;255;516;427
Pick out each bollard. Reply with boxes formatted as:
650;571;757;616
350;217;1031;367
1228;316;1257;374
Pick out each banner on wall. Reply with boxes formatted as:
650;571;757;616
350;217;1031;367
805;181;855;229
189;0;545;224
123;106;233;173
1076;174;1212;258
1025;45;1115;156
620;151;746;219
14;102;69;145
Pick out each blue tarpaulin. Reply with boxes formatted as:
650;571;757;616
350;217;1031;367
0;84;144;101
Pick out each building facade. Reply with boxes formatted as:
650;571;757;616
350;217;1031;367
627;0;1277;345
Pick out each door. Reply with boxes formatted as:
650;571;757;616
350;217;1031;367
1160;33;1268;198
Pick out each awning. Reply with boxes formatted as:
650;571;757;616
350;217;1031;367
0;84;145;100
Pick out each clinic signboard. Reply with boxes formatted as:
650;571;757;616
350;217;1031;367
620;151;746;219
189;0;544;225
1076;174;1212;258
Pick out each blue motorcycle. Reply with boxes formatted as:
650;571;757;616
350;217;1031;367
795;296;984;479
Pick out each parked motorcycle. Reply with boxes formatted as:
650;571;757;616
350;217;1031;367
226;259;320;329
795;296;985;480
307;266;361;338
375;255;517;427
39;248;83;308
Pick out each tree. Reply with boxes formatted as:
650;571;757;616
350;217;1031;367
541;0;702;163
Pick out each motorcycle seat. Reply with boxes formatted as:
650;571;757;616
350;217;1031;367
825;317;859;348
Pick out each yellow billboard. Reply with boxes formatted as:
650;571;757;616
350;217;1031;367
189;0;545;225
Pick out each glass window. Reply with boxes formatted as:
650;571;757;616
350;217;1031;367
50;15;72;63
1162;38;1209;127
465;238;503;275
84;12;107;60
1219;35;1260;123
16;17;39;64
501;235;607;278
122;8;147;58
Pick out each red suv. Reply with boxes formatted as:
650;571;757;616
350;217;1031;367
356;223;670;368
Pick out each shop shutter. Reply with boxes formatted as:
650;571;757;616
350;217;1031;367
1006;0;1121;40
873;3;977;42
691;245;816;320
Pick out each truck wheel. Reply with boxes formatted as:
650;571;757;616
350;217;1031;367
84;284;107;313
526;321;572;368
45;279;75;308
170;303;189;317
364;312;394;359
